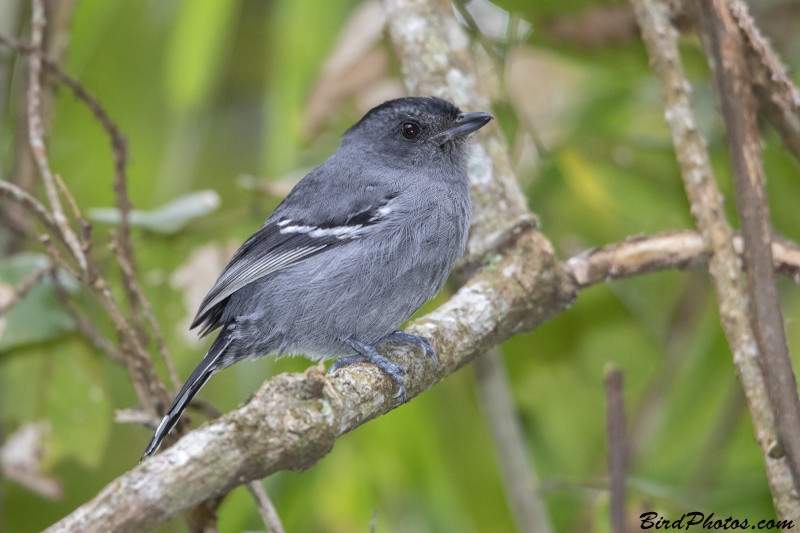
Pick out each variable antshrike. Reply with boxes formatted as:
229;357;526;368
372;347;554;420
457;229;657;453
142;97;492;459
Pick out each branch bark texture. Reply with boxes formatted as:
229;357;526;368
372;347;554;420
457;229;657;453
727;0;800;164
605;368;627;533
632;0;799;518
696;0;800;495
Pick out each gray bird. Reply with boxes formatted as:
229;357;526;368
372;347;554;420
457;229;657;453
142;97;492;459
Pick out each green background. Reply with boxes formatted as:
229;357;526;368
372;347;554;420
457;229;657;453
2;0;800;531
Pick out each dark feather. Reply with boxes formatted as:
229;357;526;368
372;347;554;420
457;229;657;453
190;194;398;335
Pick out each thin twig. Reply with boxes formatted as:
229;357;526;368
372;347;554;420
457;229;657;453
26;0;86;275
473;349;553;533
0;1;77;256
38;234;79;281
727;0;800;164
604;367;626;533
0;180;60;238
53;173;91;248
565;230;800;288
0;266;49;316
50;272;124;365
90;277;170;415
246;481;286;533
114;409;161;429
110;234;181;393
696;0;800;495
0;30;146;341
632;0;799;519
11;4;169;417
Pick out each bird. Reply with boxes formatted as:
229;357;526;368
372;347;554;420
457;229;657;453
141;97;493;460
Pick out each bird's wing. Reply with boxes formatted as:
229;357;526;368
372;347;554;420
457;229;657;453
190;194;396;335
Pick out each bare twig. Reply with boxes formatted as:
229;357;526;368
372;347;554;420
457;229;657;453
50;273;124;365
0;266;49;316
114;409;161;429
604;367;626;533
0;181;60;240
53;173;91;248
0;30;148;345
632;0;799;519
727;0;800;164
46;46;144;333
6;4;170;419
474;349;553;533
110;234;181;393
90;279;170;416
0;0;77;255
696;0;800;494
26;0;86;274
246;481;285;533
565;230;800;288
38;234;79;281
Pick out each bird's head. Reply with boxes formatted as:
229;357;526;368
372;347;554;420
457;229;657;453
342;97;493;166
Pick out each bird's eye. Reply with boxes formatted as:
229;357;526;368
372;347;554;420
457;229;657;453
402;122;420;140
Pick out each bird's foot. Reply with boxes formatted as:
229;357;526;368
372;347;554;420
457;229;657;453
380;330;438;368
341;337;407;402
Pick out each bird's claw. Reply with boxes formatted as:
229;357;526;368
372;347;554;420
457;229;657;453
381;331;438;368
341;338;409;403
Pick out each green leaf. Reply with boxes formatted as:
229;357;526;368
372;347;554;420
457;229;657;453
87;189;221;234
0;254;76;352
43;339;112;469
1;339;112;469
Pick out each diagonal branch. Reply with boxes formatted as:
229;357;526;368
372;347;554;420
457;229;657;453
474;349;554;533
44;228;575;533
42;222;800;532
26;0;86;275
728;0;800;164
696;0;800;495
632;0;799;518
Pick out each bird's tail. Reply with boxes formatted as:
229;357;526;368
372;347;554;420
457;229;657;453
140;333;232;461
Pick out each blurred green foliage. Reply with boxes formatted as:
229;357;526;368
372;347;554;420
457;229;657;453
1;0;800;532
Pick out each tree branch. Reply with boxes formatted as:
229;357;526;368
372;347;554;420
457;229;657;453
245;481;285;533
605;367;627;533
474;349;554;533
696;0;800;495
26;0;86;275
728;0;800;164
1;10;172;419
632;0;799;519
0;265;48;316
43;221;800;532
566;230;800;288
44;228;575;533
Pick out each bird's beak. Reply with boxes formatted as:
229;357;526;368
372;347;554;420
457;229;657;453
434;111;494;144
